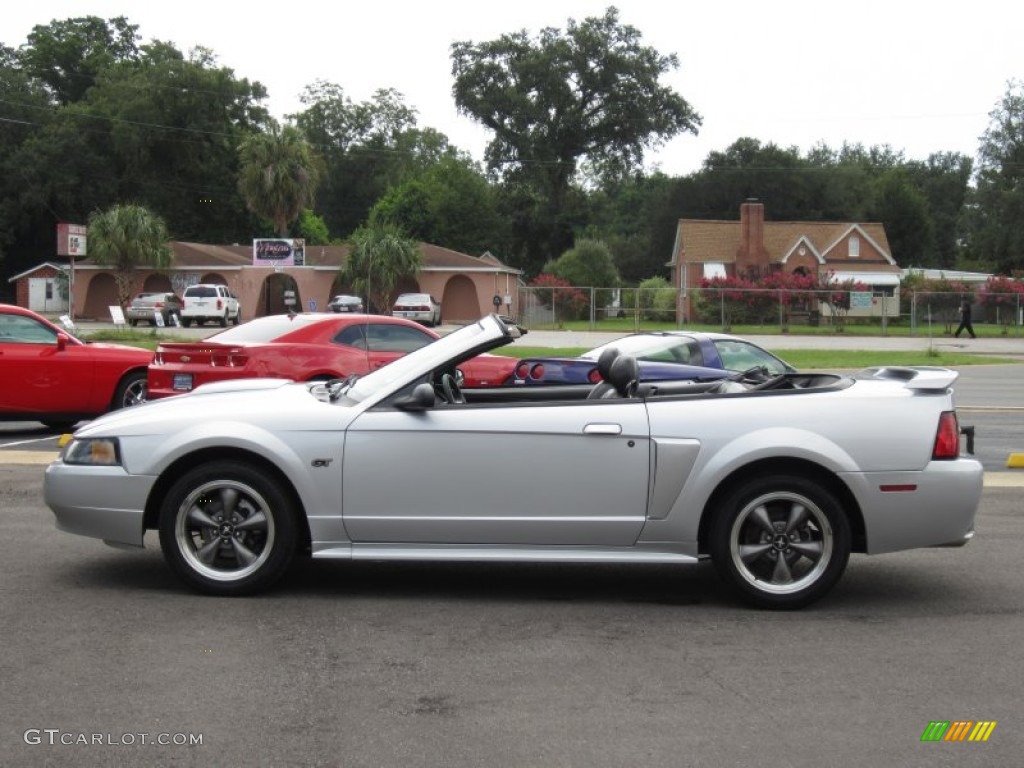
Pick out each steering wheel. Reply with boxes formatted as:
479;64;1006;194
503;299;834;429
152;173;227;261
438;372;465;404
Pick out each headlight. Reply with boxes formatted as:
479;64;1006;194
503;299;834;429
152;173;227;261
62;438;122;466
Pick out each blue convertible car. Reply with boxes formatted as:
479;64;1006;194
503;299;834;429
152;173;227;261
513;331;795;385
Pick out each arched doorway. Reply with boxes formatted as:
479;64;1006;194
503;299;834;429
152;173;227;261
440;275;481;323
257;273;301;317
83;273;119;320
142;274;173;293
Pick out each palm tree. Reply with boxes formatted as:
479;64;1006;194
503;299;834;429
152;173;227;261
87;203;173;308
237;124;323;236
343;222;423;313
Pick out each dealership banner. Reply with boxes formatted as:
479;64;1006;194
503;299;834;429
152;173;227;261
253;238;305;267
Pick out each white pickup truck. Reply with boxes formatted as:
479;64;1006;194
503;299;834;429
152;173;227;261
180;284;241;327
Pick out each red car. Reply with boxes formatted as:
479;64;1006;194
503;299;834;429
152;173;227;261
148;313;516;399
0;303;152;431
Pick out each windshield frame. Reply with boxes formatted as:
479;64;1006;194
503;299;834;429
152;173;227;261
346;315;512;404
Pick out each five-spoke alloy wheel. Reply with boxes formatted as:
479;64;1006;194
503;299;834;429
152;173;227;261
158;461;298;595
710;474;851;609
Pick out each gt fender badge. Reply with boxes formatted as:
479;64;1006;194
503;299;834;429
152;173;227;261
311;459;333;468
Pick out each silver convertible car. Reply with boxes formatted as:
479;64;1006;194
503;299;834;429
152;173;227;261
44;314;983;609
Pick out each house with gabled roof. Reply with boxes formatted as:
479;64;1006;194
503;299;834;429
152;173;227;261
668;200;902;320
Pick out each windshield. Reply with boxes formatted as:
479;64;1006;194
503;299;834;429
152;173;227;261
347;316;507;402
584;335;702;364
204;314;328;343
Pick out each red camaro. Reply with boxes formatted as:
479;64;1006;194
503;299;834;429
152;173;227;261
0;303;152;431
148;313;516;399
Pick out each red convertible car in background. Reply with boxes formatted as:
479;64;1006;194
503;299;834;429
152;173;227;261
147;313;516;399
0;303;151;431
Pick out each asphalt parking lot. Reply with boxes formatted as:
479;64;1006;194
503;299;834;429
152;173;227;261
1;462;1021;767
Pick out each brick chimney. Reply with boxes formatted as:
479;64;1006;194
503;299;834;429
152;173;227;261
738;199;766;272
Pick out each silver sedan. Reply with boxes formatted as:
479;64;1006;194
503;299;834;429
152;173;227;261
44;315;983;609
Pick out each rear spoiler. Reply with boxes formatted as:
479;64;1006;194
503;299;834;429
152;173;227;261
856;366;959;391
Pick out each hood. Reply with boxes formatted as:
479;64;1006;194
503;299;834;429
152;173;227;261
72;378;314;438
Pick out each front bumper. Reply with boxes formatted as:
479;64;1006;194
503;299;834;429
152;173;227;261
44;460;156;547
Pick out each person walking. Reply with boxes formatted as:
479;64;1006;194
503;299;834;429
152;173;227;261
954;298;976;339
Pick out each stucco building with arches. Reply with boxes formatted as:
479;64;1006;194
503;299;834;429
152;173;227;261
10;242;522;324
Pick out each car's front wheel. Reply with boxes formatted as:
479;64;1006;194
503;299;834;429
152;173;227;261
158;461;299;596
112;370;148;410
709;474;851;609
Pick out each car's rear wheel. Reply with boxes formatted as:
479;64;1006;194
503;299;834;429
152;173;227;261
709;474;850;609
232;309;241;325
112;371;148;410
129;319;138;327
182;318;192;328
158;461;298;596
219;313;228;327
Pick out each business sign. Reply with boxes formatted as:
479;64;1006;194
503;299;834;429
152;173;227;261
253;238;305;267
850;291;873;310
57;223;87;257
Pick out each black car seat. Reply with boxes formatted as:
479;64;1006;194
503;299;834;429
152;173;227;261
587;347;621;399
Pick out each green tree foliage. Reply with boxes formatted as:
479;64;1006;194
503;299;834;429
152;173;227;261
238;124;323;236
902;153;973;268
542;239;619;288
636;275;675;321
369;155;508;256
583;172;677;282
868;169;935;268
343;222;423;313
20;16;140;105
86;203;172;307
452;6;700;273
0;22;271;282
294;209;331;245
293;82;453;239
968;80;1024;273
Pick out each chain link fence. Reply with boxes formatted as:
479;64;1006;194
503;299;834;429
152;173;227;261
517;285;1023;335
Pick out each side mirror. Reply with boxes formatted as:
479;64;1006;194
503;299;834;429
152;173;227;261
393;382;437;412
55;332;69;352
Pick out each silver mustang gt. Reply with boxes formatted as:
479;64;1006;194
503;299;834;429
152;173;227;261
44;314;983;609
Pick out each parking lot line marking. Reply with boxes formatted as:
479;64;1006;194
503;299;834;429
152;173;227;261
0;436;61;449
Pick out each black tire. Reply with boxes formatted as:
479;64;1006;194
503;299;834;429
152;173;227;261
182;318;192;328
112;370;148;410
219;313;228;327
158;461;298;596
129;319;138;327
709;474;851;609
232;309;241;325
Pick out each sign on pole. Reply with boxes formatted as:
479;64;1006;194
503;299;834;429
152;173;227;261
57;223;87;322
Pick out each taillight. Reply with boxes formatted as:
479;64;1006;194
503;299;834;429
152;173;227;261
587;367;602;384
216;299;223;310
515;363;529;380
932;411;960;460
530;364;545;380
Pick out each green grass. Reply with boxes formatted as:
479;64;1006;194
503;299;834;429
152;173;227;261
82;329;193;351
496;346;1019;369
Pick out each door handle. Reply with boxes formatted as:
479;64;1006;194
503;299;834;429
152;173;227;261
583;423;622;435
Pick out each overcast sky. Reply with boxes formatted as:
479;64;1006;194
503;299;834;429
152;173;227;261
5;0;1021;175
